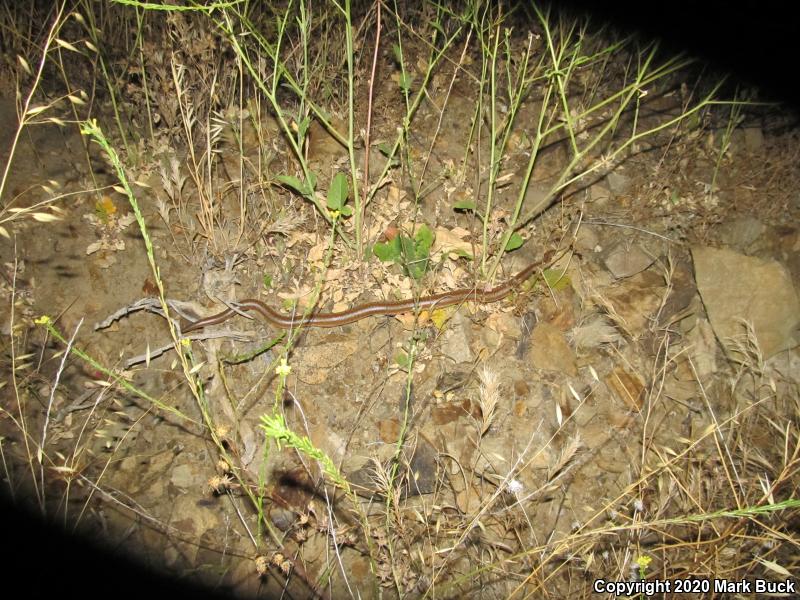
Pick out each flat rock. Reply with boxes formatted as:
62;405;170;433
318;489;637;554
297;338;359;384
440;312;473;364
602;270;665;337
530;322;578;376
606;169;630;194
170;461;202;490
588;182;612;207
575;224;601;253
717;217;766;250
692;246;800;359
604;242;656;279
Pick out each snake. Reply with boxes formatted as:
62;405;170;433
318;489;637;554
182;249;561;333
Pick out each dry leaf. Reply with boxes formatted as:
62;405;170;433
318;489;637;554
431;226;473;259
387;184;404;203
430;306;456;329
97;195;117;217
308;241;326;262
604;366;645;411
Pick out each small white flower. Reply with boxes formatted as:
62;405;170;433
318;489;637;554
506;479;524;496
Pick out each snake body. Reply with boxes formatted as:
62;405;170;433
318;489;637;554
182;251;557;333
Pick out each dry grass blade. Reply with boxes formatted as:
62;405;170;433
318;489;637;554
477;365;500;437
1;1;797;598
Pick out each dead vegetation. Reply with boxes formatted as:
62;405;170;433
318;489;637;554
0;1;798;597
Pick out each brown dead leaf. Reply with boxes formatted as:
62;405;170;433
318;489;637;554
307;241;326;263
431;226;473;260
394;311;431;329
142;277;158;296
604;366;645;412
286;231;314;248
324;268;344;283
387;184;404;204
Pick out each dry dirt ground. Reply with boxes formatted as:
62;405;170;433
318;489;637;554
1;3;799;599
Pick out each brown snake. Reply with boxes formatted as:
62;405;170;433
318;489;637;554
182;249;561;333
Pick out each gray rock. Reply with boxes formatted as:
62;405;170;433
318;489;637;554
575;225;601;254
170;462;201;490
717;217;766;250
604;242;656;279
588;182;612;206
606;170;629;194
440;312;473;364
692;246;800;360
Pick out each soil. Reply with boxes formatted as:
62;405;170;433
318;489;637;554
1;4;799;599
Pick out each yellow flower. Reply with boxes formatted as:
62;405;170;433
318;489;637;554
636;555;652;569
34;315;51;325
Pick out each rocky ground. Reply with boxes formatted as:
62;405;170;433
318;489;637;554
1;3;798;598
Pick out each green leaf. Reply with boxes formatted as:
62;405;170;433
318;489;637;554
405;243;429;281
373;236;401;262
377;142;393;157
327;172;349;211
276;172;317;200
447;247;473;259
542;268;570;291
505;234;524;252
275;175;306;196
399;235;416;261
504;232;524;252
406;260;427;280
392;44;403;66
374;225;434;280
398;72;412;93
263;274;273;289
296;115;311;140
375;142;400;168
415;223;433;252
394;349;410;369
373;242;392;261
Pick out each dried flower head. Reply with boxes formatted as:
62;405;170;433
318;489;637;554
207;474;235;494
254;555;269;577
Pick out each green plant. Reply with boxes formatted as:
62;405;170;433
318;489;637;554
373;223;433;279
6;2;782;598
261;356;380;596
710;88;746;193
